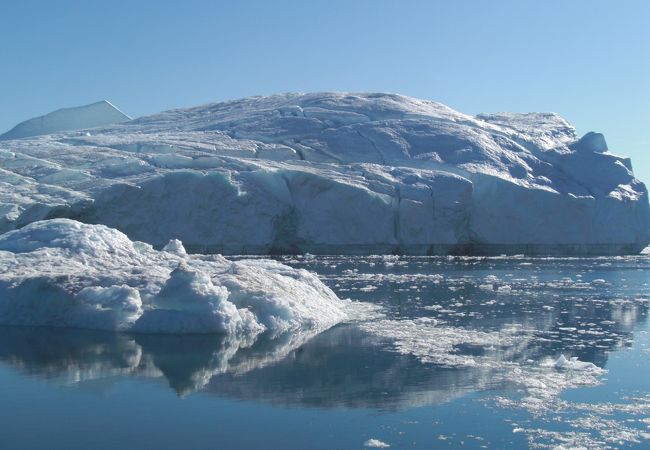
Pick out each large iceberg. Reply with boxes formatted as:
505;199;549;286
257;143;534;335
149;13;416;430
0;219;345;334
0;92;647;255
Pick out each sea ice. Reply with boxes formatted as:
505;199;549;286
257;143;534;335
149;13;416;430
0;219;346;335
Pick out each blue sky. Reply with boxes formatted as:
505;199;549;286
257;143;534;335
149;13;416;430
2;0;649;180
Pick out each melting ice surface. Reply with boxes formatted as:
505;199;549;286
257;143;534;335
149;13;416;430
1;252;650;449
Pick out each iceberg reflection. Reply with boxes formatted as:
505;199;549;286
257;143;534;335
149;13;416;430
0;287;645;409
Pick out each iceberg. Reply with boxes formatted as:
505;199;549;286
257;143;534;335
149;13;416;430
0;100;131;140
0;219;346;334
0;92;647;255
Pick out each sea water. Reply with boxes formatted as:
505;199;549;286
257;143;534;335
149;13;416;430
0;255;649;449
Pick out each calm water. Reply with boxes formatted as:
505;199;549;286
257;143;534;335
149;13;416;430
1;255;649;449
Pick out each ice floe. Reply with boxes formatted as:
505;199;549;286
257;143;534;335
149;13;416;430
0;219;346;335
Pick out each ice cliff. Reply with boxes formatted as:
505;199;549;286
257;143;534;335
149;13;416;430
0;92;647;255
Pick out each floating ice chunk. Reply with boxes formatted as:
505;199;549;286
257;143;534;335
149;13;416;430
364;438;390;448
548;354;604;373
162;238;187;255
359;316;526;368
496;285;512;294
0;219;346;336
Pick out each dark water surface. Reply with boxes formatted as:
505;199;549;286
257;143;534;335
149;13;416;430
1;255;649;449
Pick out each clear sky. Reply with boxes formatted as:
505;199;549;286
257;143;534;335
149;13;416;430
2;0;649;180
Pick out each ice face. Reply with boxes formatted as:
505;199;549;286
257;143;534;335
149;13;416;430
0;92;648;254
0;219;346;335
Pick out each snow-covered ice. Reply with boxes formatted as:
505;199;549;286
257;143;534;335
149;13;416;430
0;92;647;255
0;219;346;335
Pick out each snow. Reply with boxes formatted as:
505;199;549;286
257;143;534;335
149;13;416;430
0;92;647;255
0;100;131;140
0;219;346;334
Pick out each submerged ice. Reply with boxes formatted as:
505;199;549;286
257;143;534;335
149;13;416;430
0;219;346;334
0;92;647;255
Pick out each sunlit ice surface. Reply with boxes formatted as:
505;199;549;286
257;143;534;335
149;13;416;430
0;254;649;449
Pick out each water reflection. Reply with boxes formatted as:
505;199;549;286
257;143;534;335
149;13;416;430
0;327;157;383
0;292;646;408
0;256;648;410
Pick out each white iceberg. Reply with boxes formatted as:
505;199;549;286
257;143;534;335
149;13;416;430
0;219;346;334
0;92;647;255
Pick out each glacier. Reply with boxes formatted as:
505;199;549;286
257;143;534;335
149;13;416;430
0;92;648;255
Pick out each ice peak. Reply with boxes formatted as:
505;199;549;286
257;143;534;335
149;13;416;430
0;100;131;140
